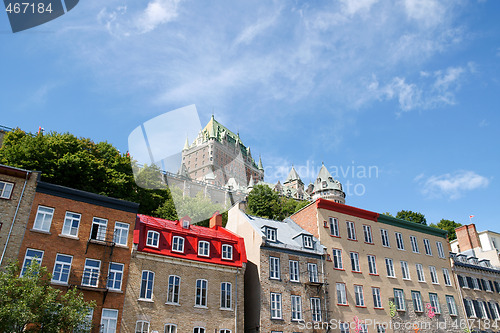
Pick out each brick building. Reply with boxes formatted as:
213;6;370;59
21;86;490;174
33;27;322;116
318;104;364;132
17;181;139;332
0;164;39;269
290;198;465;333
452;224;500;267
121;213;246;333
226;204;327;333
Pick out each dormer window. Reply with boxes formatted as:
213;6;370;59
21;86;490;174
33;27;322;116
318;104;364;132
222;244;233;260
172;236;185;253
304;235;313;249
146;230;159;248
182;220;190;229
198;240;210;257
265;227;277;242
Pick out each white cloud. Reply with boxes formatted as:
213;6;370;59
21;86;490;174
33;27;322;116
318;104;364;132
135;0;180;33
403;0;446;27
340;0;379;16
233;12;280;46
416;170;490;200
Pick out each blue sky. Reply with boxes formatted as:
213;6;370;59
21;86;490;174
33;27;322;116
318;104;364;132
1;0;499;231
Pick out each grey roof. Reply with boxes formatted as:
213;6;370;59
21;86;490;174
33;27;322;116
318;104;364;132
312;164;343;192
284;166;302;184
243;213;325;255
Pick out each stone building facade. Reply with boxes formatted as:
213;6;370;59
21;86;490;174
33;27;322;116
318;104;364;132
291;198;465;333
17;181;139;332
226;205;327;332
0;164;39;269
121;213;246;333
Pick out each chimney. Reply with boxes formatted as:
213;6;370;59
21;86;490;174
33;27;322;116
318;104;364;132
456;224;481;252
210;211;223;228
180;215;191;229
238;201;247;212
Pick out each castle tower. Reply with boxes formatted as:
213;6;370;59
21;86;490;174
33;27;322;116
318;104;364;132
309;163;346;203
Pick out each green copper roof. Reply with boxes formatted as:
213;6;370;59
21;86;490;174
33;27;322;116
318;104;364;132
258;156;263;170
377;214;448;238
284;166;302;184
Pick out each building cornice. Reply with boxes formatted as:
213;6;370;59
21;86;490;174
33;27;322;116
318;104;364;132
316;198;378;222
377;214;448;238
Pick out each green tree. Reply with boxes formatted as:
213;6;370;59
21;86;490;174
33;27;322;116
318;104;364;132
247;185;280;219
396;210;427;225
0;261;94;333
430;219;462;240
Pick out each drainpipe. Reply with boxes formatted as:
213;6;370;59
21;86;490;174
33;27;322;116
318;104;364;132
0;171;31;267
452;262;471;333
234;267;239;333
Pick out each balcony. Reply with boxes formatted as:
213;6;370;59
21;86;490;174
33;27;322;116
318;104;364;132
68;270;110;303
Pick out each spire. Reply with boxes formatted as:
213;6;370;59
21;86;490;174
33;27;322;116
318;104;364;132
183;135;189;150
284;165;301;184
248;175;255;187
258;155;263;170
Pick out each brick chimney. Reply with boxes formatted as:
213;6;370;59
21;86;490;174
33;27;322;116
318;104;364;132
210;211;223;228
456;224;481;252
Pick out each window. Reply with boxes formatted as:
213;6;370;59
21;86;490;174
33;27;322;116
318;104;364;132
82;259;100;287
489;301;500;319
436;241;445;258
376;325;386;333
372;287;382;308
412;291;423;312
172;236;185;253
270;257;280;279
363;225;373;243
146;231;160;247
167;275;180;304
410;236;419;253
394;289;405;310
135;321;150;333
270;293;282;319
464;298;476;318
332;249;343;269
485;279;492;292
265;227;277;242
340;323;350;333
385;258;395;278
416;264;425;282
423;239;432;256
221;282;232;309
222;244;233;260
164;324;177;333
198;241;210;257
61;212;81;237
113;222;129;246
395;232;404;250
140;270;154;300
329;217;339;237
337;283;347;305
428;266;438;284
368;255;377;275
20;248;43;276
380;229;390;247
195;279;208;307
303;235;313;248
33;206;54;232
350;252;360;272
354;285;365;307
429;293;441;314
346;221;356;240
193;328;205;333
51;253;72;284
472;277;480;290
479;301;488;319
446;296;458;316
76;308;93;332
289;260;299;282
308;263;319;283
291;295;302;321
107;262;124;291
400;261;410;280
443;268;452;286
311;297;322;322
100;309;118;333
0;181;13;199
90;217;107;241
219;330;231;333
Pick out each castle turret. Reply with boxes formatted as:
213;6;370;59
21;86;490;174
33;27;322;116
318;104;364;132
309;163;346;204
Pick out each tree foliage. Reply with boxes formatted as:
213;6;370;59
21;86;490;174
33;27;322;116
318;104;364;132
395;210;427;225
247;185;311;220
0;261;94;333
430;219;462;240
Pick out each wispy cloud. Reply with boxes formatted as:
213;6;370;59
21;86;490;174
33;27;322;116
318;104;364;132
416;170;490;200
135;0;181;33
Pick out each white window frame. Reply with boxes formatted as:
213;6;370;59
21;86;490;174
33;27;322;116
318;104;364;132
412;291;423;312
164;324;177;333
270;292;282;319
410;236;419;253
82;258;100;287
443;268;452;286
167;275;180;304
329;217;339;237
193;328;205;333
401;261;410;280
346;221;356;240
21;248;44;276
289;260;299;282
33;206;54;232
350;252;360;272
381;229;390;247
220;282;232;309
113;222;129;246
429;293;441;314
139;270;154;301
354;285;365;307
52;253;73;284
303;235;313;248
479;301;488;319
61;211;81;237
429;266;439;284
372;287;382;308
100;308;118;333
0;181;14;199
222;244;233;260
311;297;322;322
385;258;395;278
195;279;208;307
423;238;432;256
472;277;480;290
332;248;343;269
198;240;210;257
172;236;185;253
395;232;404;250
436;241;445;258
368;255;377;275
446;296;458;316
135;320;150;333
336;283;347;305
340;323;350;333
265;227;277;242
90;217;107;241
291;295;302;321
490;301;500;319
270;256;280;280
308;263;319;283
416;264;425;282
465;298;476;318
146;230;160;248
363;225;373;243
107;262;124;291
394;289;405;311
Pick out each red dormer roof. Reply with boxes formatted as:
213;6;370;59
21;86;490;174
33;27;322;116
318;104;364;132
135;214;246;268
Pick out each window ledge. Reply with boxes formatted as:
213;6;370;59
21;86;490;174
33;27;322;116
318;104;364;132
58;233;79;240
108;289;123;293
138;298;154;303
115;244;129;249
337;303;349;307
165;302;180;306
51;281;69;286
30;228;51;235
374;307;384;310
194;305;208;309
220;307;233;311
